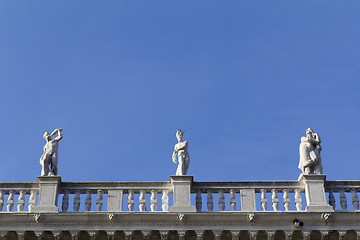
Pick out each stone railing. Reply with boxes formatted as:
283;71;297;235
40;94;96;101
0;182;39;212
325;180;360;211
3;174;360;214
59;181;172;212
192;181;305;212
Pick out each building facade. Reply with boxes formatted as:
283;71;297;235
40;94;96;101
0;173;359;240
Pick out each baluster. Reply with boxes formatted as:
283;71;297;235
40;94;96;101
17;190;25;212
150;190;157;212
271;189;279;211
196;190;202;212
260;189;267;211
340;190;347;210
96;190;103;211
218;190;225;211
207;190;213;211
28;190;36;212
73;190;81;212
128;190;134;211
0;190;4;211
351;189;359;210
282;189;290;211
139;190;146;212
62;190;69;212
85;190;92;211
294;189;302;211
7;190;14;212
161;190;169;212
328;190;335;209
229;189;236;211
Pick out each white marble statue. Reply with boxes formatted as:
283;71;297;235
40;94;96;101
172;129;190;175
298;128;323;174
40;128;63;176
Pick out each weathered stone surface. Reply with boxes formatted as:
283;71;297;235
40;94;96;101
240;189;256;211
31;176;61;213
298;174;334;212
107;190;123;212
169;176;196;212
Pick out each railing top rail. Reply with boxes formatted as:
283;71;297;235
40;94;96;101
325;180;360;191
0;182;39;192
192;181;305;192
60;181;173;193
1;179;360;194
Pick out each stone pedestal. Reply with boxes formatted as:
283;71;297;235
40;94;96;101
32;176;61;213
240;189;256;211
298;174;334;212
169;175;196;212
107;190;123;212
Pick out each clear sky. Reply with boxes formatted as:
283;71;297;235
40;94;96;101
0;1;359;183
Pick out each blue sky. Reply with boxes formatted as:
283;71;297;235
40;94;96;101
0;1;359;183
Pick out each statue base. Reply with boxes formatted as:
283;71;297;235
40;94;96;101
169;175;196;213
298;174;334;212
31;176;61;213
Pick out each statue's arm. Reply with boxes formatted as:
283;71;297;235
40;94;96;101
50;129;58;137
172;151;177;164
176;141;188;150
54;129;63;141
313;133;321;143
307;134;320;145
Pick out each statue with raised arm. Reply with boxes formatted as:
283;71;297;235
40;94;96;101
172;129;190;175
40;128;63;176
298;128;323;174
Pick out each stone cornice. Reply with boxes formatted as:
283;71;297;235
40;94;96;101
0;212;359;233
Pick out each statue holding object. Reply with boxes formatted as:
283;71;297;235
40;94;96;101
172;129;190;175
40;128;63;176
298;128;323;174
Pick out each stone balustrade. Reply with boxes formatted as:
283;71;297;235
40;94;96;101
58;180;307;213
1;176;360;240
325;180;360;211
59;181;172;212
0;182;39;212
192;181;305;212
4;176;360;213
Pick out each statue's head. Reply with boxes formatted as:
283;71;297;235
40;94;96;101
43;132;51;140
176;129;183;141
306;128;314;137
